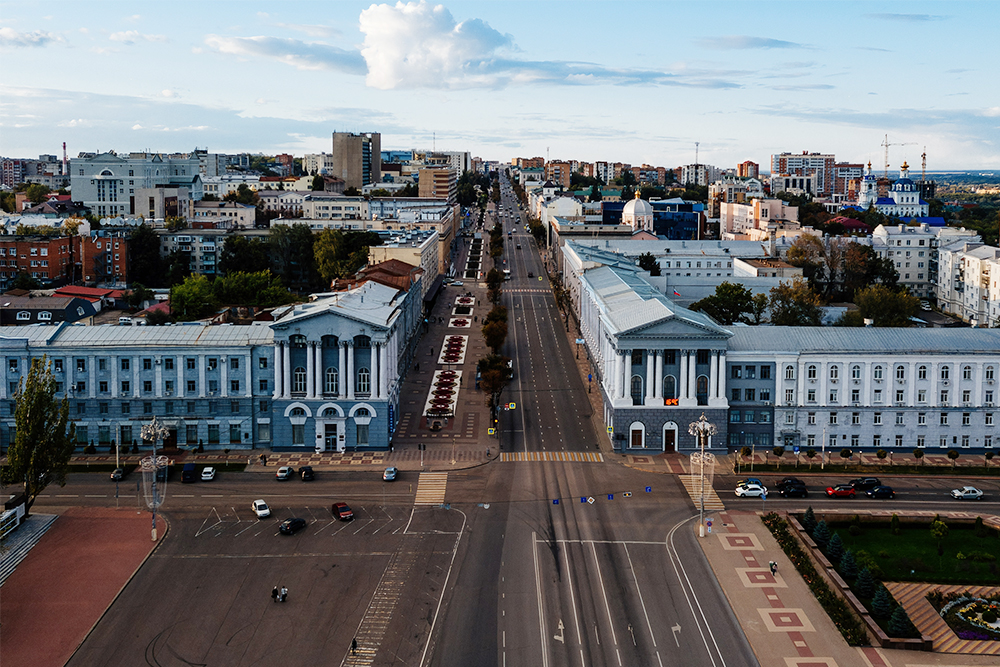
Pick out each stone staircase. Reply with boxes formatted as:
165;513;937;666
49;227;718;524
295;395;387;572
0;514;58;586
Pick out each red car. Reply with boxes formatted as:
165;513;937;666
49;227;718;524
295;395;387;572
331;502;354;521
825;484;856;498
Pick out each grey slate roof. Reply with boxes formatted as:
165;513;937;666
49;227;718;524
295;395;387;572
728;326;1000;355
274;281;402;329
0;322;273;348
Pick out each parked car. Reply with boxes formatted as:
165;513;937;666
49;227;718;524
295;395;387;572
181;462;198;483
332;502;354;521
275;466;295;481
867;486;895;499
735;483;767;498
201;466;216;481
826;484;856;498
279;518;307;535
252;499;271;519
776;477;804;489
779;484;809;498
110;468;124;481
383;466;398;482
300;466;314;481
951;486;984;500
737;477;763;488
849;477;881;493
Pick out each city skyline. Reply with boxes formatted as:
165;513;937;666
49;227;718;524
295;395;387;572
1;0;998;169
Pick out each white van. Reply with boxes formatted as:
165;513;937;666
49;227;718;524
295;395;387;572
118;316;133;325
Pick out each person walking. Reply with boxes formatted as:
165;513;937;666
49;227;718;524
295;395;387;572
351;638;358;655
280;586;288;602
769;561;777;575
271;586;278;603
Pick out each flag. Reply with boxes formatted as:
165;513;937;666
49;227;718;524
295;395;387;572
673;290;681;297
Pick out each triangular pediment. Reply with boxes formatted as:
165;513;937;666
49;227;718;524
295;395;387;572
622;314;730;339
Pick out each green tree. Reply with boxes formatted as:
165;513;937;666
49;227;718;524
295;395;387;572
812;520;831;549
170;274;218;321
876;448;888;464
856;567;875;598
691;281;755;325
128;223;166;287
213;271;295;308
398;182;418;197
343;187;361;197
25;183;52;204
840;447;853;463
486;268;503;304
890;513;901;535
637;252;661;276
1;357;75;516
785;235;826;289
913;447;924;466
11;272;41;290
311;175;325;191
269;223;320;292
888;607;916;637
947;449;960;467
145;309;171;325
872;585;896;618
482;317;508;354
827;533;844;563
126;283;153;310
223;183;260;207
801;507;817;533
772;445;785;460
769;278;822;326
589;184;603;202
855;284;919;326
219;236;271;276
930;518;949;555
805;447;817;468
839;549;858;578
749;293;769;324
163;250;192;287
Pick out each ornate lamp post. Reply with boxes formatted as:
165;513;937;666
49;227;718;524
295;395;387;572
688;413;717;538
140;416;169;541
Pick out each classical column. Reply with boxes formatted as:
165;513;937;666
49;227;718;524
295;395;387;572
654;351;663;401
379;343;389;399
88;355;96;398
928;361;938;407
111;356;118;398
908;361;917;405
346;342;355;400
338;343;347;399
370;343;380;399
155;356;163;397
644;351;654;403
717;352;727;402
306;342;315;399
819;362;827;406
688;350;697;400
199;355;207;397
797;360;806;405
316;344;324;396
863;360;872;406
220;356;228;397
282;343;291;399
710;350;719;400
622;350;631;400
272;342;283;400
679;350;689;400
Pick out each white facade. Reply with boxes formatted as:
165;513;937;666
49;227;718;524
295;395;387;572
720;198;798;235
873;223;980;299
202;174;261;198
680;164;722;187
303;153;336;176
301;195;367;221
70;152;201;218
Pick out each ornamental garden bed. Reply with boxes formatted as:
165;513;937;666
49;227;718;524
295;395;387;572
927;591;1000;641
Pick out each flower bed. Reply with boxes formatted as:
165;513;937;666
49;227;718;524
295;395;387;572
928;591;1000;640
762;513;870;645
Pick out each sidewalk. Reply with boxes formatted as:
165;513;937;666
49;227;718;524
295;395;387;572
698;509;1000;667
0;507;160;667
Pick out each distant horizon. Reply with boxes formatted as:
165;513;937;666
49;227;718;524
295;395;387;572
1;1;997;170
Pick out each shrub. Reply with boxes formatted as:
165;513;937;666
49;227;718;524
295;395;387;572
812;520;831;550
984;609;999;624
872;584;896;619
965;550;997;563
855;550;884;580
840;550;858;579
890;513;901;536
888;606;917;637
974;516;988;539
849;524;862;536
801;507;817;534
857;567;875;598
827;533;844;563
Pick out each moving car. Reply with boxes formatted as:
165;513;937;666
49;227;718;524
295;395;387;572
849;477;881;493
275;466;295;480
181;462;198;483
383;466;398;482
252;499;271;518
332;502;354;521
737;477;763;488
867;486;895;499
951;486;984;500
110;468;124;481
279;518;307;535
826;484;856;498
779;483;808;498
735;483;767;498
300;466;314;481
201;466;216;481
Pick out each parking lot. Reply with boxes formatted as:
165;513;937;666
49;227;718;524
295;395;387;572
66;505;466;667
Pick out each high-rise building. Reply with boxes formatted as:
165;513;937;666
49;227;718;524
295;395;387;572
770;152;835;196
737;161;759;179
418;168;457;203
331;132;381;190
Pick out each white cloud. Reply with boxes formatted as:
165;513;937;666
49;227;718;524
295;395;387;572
359;1;513;89
275;22;341;38
698;35;807;50
109;30;167;45
161;89;177;98
982;107;1000;118
0;27;61;47
203;34;365;73
132;123;143;130
58;118;87;127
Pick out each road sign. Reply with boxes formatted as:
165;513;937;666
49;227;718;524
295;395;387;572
509;402;516;409
793;445;800;454
622;492;632;498
588;374;592;382
488;428;495;435
587;497;595;504
607;494;614;500
706;519;712;527
607;426;613;434
575;339;584;344
581;497;587;503
552;499;559;505
645;486;652;493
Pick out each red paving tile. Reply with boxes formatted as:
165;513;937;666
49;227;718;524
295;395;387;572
0;508;159;667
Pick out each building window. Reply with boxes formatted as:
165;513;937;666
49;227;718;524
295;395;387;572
941;366;950;380
873;366;883;380
231;357;240;370
121;402;130;415
894;390;903;403
852;412;860;424
962;412;971;426
231;380;240;393
940;436;948;448
143;358;152;370
292;367;306;393
785;389;794;403
829;412;838;425
962;435;970;447
730;411;740;423
895;434;903;447
940;390;949;404
988;413;994;426
851;365;861;380
164;401;174;415
807;389;816;402
895;366;905;381
143;380;152;393
830;366;839;381
760;388;770;402
208;424;220;444
918;365;927;380
940;412;948;425
75;381;86;393
917;435;924;448
987;366;995;381
731;366;742;380
873;434;881;448
918;390;926;403
357;368;370;394
807;434;815;448
851;389;860;403
258;422;271;442
187;380;196;393
963;365;972;380
918;412;926;425
188;402;196;414
829;389;838;403
745;366;756;379
325;368;338;395
760;366;770;380
164;358;174;370
187;358;196;370
76;358;86;372
121;358;130;370
851;434;859;447
961;390;970;403
785;412;794;424
873;412;882;425
808;412;817;425
230;424;241;444
98;358;107;371
807;365;817;380
144;402;153;415
99;381;108;393
259;379;268;392
785;365;794;380
873;390;882;403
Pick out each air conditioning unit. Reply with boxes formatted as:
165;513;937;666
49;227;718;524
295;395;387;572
897;379;905;385
830;379;838;384
942;380;949;386
988;380;995;385
987;402;995;408
763;401;772;406
853;379;860;385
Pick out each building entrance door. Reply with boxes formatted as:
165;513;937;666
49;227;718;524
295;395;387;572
663;430;675;452
324;423;338;451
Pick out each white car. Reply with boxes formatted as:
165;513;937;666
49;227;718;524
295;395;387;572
251;499;271;518
735;483;768;498
201;466;216;481
951;486;984;500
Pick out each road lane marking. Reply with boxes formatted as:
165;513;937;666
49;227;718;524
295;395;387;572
622;543;658;648
532;532;550;667
666;516;726;667
84;494;106;498
589;541;622;666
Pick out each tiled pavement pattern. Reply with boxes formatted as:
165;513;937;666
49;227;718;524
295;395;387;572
885;582;1000;655
264;452;386;466
413;472;448;506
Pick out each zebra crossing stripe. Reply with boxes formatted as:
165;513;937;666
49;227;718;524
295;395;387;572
498;451;604;463
414;472;448;506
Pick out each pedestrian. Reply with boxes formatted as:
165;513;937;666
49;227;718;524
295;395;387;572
486;447;490;457
769;561;777;575
280;586;288;602
415;363;420;372
352;638;358;655
271;586;278;603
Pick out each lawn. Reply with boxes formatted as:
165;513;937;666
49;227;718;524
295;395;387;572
831;521;1000;585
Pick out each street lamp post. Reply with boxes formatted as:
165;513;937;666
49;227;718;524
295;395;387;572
688;413;717;538
140;416;169;541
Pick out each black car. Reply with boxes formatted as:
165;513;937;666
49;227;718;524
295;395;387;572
867;486;895;499
776;477;804;489
779;484;809;498
300;466;314;481
850;477;882;492
279;518;307;535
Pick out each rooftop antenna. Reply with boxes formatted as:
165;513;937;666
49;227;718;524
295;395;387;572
62;141;68;176
921;147;927;184
695;141;700;167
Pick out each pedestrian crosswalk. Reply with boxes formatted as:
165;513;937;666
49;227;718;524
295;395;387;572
678;474;726;510
500;451;604;463
413;472;449;506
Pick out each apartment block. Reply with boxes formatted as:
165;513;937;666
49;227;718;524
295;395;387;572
331;132;381;190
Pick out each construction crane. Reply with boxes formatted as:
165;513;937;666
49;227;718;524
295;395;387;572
881;134;916;178
921;147;927;184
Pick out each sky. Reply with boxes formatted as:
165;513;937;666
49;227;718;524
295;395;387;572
1;0;998;171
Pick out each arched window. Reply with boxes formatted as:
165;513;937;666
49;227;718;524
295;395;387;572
696;375;709;405
325;367;338;395
896;366;905;381
630;375;643;405
292;367;306;393
663;375;676;400
290;334;307;348
322;408;337;418
918;365;927;380
785;365;795;380
873;365;883;380
357;368;370;394
356;407;370;417
830;366;839;380
851;365;861;380
963;365;972;380
987;366;996;381
291;407;305;417
940;366;950;380
807;365;817;380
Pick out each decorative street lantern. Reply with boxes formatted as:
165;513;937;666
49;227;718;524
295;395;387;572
688;413;717;538
140;416;170;541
